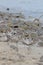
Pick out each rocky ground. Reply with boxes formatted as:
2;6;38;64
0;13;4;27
0;12;43;65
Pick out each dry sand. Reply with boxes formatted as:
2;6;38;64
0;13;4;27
0;41;43;65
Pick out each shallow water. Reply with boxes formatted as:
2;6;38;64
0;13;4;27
0;0;43;18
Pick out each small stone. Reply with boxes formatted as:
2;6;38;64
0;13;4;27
38;42;43;47
39;56;43;62
14;26;18;28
